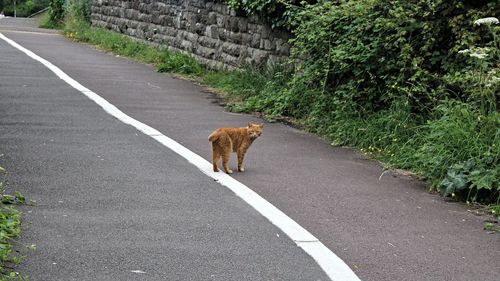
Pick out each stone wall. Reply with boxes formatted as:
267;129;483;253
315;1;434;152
90;0;291;68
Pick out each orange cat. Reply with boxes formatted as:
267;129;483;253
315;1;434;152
208;122;264;174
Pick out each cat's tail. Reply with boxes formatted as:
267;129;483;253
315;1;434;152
208;130;220;142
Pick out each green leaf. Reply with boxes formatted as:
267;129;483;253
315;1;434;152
1;195;15;205
15;192;25;204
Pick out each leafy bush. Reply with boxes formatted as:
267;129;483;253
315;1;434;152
47;0;64;25
1;0;48;17
225;0;308;28
226;0;499;202
392;102;499;201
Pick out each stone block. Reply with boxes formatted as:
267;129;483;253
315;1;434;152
226;17;239;32
263;39;274;50
181;40;193;52
252;49;269;65
216;15;224;27
195;45;216;59
198;36;219;49
152;12;161;24
205;1;213;10
221;53;238;66
251;33;261;48
165;26;178;36
207;12;217;25
218;29;228;41
277;41;290;55
237;18;248;33
241;33;252;46
185;32;199;43
211;3;220;13
261;26;271;39
205;25;219;39
194;23;205;35
228;32;241;44
221;42;241;57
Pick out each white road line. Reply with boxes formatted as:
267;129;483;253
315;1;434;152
0;32;361;281
0;29;59;36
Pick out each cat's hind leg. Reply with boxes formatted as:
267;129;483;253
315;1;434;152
222;142;233;174
211;144;220;172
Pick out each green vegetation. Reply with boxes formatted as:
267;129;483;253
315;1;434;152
483;203;500;232
0;0;48;17
36;0;69;28
62;1;498;204
0;167;29;281
223;0;500;204
484;222;500;232
37;9;56;28
45;0;64;25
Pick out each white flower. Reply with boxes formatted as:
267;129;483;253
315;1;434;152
460;47;491;59
469;52;488;59
486;76;499;87
487;76;500;87
474;17;499;26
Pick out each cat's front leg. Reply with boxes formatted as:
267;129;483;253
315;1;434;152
237;149;246;172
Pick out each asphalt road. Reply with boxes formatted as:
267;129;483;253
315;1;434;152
1;18;499;281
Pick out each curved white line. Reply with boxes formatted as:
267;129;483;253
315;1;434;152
0;32;361;281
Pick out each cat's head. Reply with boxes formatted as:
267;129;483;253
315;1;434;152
247;122;264;139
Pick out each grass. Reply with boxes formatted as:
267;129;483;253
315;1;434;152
60;17;499;207
37;10;64;30
63;19;204;76
0;167;29;281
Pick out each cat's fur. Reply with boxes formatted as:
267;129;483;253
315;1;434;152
208;122;264;174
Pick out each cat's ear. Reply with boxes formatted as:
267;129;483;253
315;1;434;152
248;122;264;128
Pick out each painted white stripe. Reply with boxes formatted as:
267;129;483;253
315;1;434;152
0;32;361;281
0;29;59;36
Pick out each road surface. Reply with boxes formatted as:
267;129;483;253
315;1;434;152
0;18;498;281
